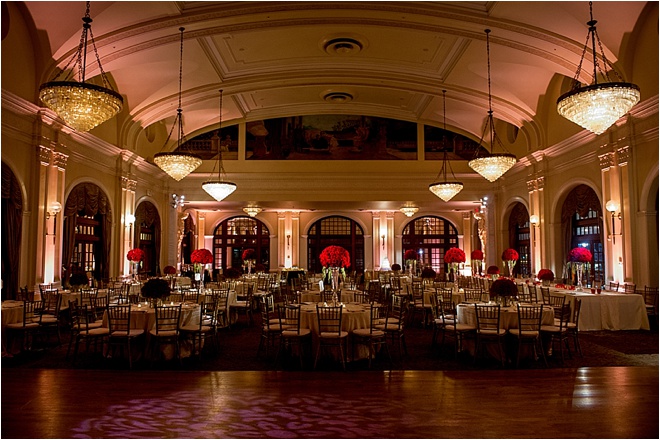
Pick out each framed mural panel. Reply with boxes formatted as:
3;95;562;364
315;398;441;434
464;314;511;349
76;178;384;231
423;125;486;161
245;115;417;160
177;125;240;160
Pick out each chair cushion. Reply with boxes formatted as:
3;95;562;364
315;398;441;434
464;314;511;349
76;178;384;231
319;331;348;338
83;328;110;336
509;329;539;337
452;323;476;332
180;325;211;333
282;328;311;337
40;316;58;324
110;329;144;337
231;301;249;307
478;328;507;336
86;321;104;329
7;322;40;330
352;328;385;337
149;329;178;337
540;325;566;333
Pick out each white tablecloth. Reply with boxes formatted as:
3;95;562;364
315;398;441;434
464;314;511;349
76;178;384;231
299;303;370;335
548;289;650;331
457;303;555;329
300;290;356;304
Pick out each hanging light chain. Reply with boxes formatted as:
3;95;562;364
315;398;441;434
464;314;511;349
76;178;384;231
218;89;227;178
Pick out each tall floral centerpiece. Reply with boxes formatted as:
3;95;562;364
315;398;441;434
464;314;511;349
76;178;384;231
242;249;256;275
487;265;500;280
319;245;350;291
191;248;213;289
568;247;592;291
471;249;483;276
489;278;518;307
404;249;418;277
501;248;519;278
444;247;466;286
537;269;555;287
126;248;144;280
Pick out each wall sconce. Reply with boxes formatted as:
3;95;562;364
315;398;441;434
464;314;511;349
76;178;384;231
286;234;291;247
125;213;136;226
606;200;621;244
529;214;539;242
381;234;385;249
46;201;62;235
171;193;185;209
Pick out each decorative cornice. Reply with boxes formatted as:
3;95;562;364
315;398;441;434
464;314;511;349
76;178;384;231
121;176;137;192
599;152;615;171
38;145;51;166
53;152;68;170
617;146;631;167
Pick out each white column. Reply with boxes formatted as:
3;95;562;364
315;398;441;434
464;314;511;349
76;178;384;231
120;176;136;277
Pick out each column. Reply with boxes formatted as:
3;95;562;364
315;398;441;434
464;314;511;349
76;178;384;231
527;177;543;275
461;212;472;275
120;176;137;277
599;151;621;283
277;211;286;268
197;212;207;251
617;146;633;283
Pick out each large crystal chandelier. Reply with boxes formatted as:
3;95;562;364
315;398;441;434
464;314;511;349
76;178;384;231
399;205;419;217
38;1;123;132
557;2;640;135
468;29;517;182
154;28;202;181
429;90;463;201
202;90;237;201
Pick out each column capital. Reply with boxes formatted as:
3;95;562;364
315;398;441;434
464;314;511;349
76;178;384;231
121;176;137;192
38;145;51;166
599;152;616;171
53;151;68;170
617;146;631;167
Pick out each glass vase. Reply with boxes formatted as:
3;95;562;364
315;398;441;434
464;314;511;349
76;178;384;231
575;263;584;291
331;268;340;291
506;260;515;278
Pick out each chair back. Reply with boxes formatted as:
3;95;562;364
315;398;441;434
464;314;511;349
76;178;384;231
316;305;343;337
644;286;659;315
201;296;219;329
154;304;182;334
354;291;370;304
624;283;636;294
463;288;482;303
21;300;41;326
259;295;278;330
474;304;501;332
608;281;619;292
92;294;109;320
214;289;229;311
516;304;544;332
107;305;132;333
169;292;184;303
80;288;97;307
183;288;200;303
320;289;337;303
540;287;551;305
41;289;61;316
572;299;582;329
429;292;440;321
548;294;566;309
368;303;388;333
278;304;302;334
284;289;300;305
526;284;539;303
387;294;407;329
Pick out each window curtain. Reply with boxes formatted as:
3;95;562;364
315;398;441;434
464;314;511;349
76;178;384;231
508;202;529;249
1;162;23;300
62;183;113;281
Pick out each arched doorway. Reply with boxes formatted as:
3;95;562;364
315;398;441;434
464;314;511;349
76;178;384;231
134;201;161;276
213;216;270;274
561;184;604;285
181;214;195;265
62;183;112;284
2;162;23;300
307;216;364;275
402;216;458;276
508;202;531;277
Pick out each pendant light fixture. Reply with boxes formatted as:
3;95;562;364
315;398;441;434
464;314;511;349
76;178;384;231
556;1;640;135
154;28;202;181
202;90;237;201
429;90;464;201
38;1;123;132
468;29;517;183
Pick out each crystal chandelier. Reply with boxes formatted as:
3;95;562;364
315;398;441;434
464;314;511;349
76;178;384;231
468;29;517;182
399;205;419;217
243;206;263;217
154;28;202;181
202;90;237;201
557;2;640;135
38;1;123;132
429;90;464;201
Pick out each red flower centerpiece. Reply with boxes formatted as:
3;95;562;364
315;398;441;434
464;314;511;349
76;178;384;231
404;249;418;275
242;249;257;274
487;265;500;280
568;247;592;263
191;249;213;265
471;249;483;261
444;248;466;264
320;246;350;289
501;248;519;277
127;248;144;262
537;269;554;286
568;247;592;291
489;278;518;306
163;265;177;275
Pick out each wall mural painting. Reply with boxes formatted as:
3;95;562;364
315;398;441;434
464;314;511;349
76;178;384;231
245;115;417;160
177;125;240;160
423;125;486;161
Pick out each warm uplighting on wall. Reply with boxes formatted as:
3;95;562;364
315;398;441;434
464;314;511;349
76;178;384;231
606;200;621;244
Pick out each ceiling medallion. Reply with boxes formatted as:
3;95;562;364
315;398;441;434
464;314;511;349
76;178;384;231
323;91;354;103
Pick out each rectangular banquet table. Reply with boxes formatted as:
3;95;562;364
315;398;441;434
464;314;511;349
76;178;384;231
547;289;650;331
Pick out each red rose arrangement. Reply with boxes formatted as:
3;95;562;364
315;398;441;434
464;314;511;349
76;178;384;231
487;265;500;275
444;248;466;264
421;267;437;279
537;269;554;281
568;247;592;263
403;249;418;262
224;267;242;279
191;249;213;265
242;249;256;262
127;248;144;262
163;265;177;275
501;248;519;261
489;278;518;298
319;245;351;268
471;249;483;261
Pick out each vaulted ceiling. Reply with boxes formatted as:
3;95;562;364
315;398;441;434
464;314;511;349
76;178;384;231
21;1;649;213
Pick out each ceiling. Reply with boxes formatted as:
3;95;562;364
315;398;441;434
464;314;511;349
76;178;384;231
23;1;648;214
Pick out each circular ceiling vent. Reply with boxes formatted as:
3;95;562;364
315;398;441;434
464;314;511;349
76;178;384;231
322;91;354;103
323;37;364;56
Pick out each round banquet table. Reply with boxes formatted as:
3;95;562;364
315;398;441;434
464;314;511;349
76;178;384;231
2;301;28;355
457;303;555;329
300;290;356;304
299;302;370;335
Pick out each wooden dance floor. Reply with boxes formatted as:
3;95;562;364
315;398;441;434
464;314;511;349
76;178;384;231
2;367;658;438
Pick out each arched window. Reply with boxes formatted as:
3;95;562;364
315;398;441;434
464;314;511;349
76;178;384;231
307;216;364;274
134;201;161;276
402;216;458;275
508;202;531;277
561;184;604;284
213;216;270;273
